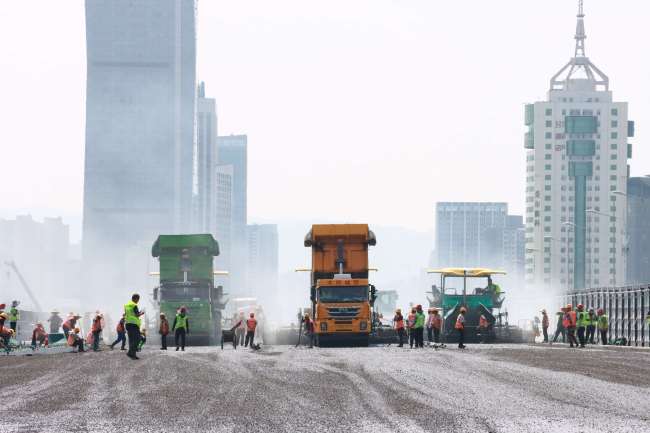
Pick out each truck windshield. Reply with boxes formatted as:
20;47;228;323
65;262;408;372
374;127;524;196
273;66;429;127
318;286;368;303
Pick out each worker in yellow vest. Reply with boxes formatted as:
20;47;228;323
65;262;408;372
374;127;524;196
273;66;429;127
173;307;189;351
9;301;20;333
124;293;145;360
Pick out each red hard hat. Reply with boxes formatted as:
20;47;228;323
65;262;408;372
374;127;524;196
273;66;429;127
577;304;584;310
597;308;604;315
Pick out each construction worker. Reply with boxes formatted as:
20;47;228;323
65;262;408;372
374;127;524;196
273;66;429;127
9;300;19;333
110;314;126;350
173;307;189;351
235;312;246;347
62;314;81;339
302;313;314;348
414;305;425;348
31;322;49;349
137;328;147;351
552;311;566;343
91;312;103;352
564;305;578;348
532;317;541;343
393;309;405;347
245;312;257;348
478;314;489;343
47;310;63;334
576;304;588;348
68;327;85;353
407;308;417;348
426;308;436;346
597;308;608;345
586;308;597;344
124;293;145;360
455;307;467;349
430;308;442;344
541;310;550;343
159;313;170;350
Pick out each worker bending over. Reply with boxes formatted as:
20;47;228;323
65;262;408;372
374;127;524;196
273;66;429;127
31;322;48;349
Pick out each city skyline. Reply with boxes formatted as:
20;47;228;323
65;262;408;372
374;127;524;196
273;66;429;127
3;1;650;236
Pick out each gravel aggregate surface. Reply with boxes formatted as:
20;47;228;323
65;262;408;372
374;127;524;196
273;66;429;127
1;344;649;433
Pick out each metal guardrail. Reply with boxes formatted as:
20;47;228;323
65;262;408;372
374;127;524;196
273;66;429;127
563;285;650;347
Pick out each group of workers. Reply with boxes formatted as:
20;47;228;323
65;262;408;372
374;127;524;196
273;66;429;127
229;311;259;348
393;305;446;348
537;304;610;347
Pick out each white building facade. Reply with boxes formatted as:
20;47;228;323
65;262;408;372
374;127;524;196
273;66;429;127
524;1;634;291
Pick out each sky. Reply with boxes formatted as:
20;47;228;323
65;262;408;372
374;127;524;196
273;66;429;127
1;0;649;245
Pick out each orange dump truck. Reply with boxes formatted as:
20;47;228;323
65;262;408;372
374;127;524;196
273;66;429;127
304;224;377;346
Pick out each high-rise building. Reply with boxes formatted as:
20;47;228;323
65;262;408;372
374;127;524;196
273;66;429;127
217;135;248;294
502;215;526;290
83;0;197;299
194;82;218;235
247;224;279;306
626;177;650;285
435;203;524;289
214;165;234;275
435;202;508;269
524;1;634;291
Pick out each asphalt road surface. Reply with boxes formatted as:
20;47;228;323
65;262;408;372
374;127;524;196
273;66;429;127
1;344;649;433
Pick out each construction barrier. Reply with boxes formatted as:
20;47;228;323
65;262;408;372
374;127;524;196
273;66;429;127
563;285;650;347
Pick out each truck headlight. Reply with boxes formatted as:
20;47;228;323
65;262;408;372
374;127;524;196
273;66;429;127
320;322;328;332
360;321;368;331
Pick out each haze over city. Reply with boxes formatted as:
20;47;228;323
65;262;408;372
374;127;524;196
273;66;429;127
3;2;650;432
2;0;650;236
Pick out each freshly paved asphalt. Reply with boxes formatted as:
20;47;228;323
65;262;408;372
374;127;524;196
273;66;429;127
1;343;649;433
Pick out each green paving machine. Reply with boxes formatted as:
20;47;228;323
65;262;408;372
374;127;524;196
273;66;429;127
151;234;227;345
427;268;506;343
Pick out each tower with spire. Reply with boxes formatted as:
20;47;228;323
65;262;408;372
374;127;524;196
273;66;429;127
524;0;634;292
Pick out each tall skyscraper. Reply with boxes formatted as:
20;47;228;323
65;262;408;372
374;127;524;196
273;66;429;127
217;135;248;294
214;165;234;275
435;202;508;268
83;0;197;298
626;177;650;285
524;1;634;291
194;82;218;235
247;224;279;305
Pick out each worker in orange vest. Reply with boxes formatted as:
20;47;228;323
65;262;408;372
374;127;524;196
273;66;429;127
62;314;81;339
159;313;170;350
430;308;442;345
406;308;417;348
91;312;103;352
245;312;257;348
110;314;127;350
393;309;405;347
455;307;467;349
563;305;578;348
302;313;315;348
478;314;489;344
31;322;49;349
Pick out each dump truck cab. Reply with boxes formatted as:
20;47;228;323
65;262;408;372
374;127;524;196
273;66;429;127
305;224;377;346
427;268;506;343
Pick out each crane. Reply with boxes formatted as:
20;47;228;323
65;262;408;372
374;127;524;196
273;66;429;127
4;260;43;312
